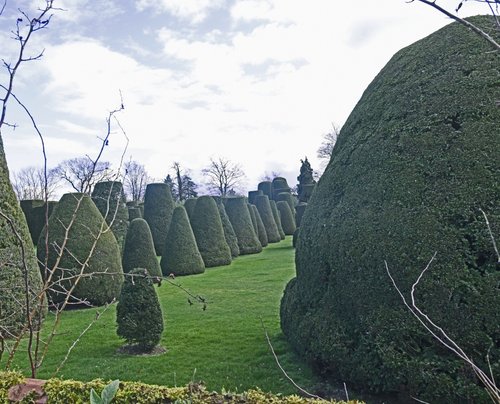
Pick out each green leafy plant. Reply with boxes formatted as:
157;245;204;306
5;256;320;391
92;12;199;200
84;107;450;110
90;379;120;404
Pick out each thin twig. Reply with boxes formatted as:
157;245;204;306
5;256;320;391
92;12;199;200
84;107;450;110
480;208;500;262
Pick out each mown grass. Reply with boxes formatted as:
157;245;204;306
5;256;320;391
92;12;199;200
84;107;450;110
5;236;324;395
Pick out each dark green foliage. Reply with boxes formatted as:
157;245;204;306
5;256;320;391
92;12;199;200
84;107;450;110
250;204;268;247
127;207;142;221
295;203;308;227
122;218;161;277
276;192;295;213
116;268;163;352
277;201;296;236
161;206;205;276
91;181;129;251
272;177;289;191
143;183;175;255
270;200;285;240
247;203;259;236
37;193;123;307
225;197;262;255
0;140;46;337
298;184;315;203
183;198;197;221
280;17;500;403
191;196;232;267
255;195;280;243
126;201;138;207
257;181;273;200
247;190;262;205
292;228;299;248
215;201;240;258
20;199;44;244
297;158;316;203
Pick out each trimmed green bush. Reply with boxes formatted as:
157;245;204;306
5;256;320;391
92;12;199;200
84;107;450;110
191;196;232;267
143;183;175;255
257;181;273;200
277;201;296;236
20;199;44;244
122;218;161;277
255;195;280;243
183;197;197;221
292;227;299;248
250;204;268;247
116;268;163;352
277;192;295;213
0;147;45;337
127;207;142;221
280;17;500;403
225;197;262;255
247;202;259;236
91;181;129;251
270;200;285;240
161;206;205;276
295;203;308;227
247;190;263;205
215;200;240;258
37;193;123;307
298;183;315;203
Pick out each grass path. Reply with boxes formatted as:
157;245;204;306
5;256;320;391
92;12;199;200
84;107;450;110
7;236;322;395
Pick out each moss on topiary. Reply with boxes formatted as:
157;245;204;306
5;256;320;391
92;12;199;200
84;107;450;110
247;190;263;205
277;201;296;236
143;183;175;256
161;206;205;276
255;195;281;243
0;141;46;337
116;268;164;352
183;197;197;221
250;204;268;248
91;181;129;251
280;17;500;403
37;193;123;307
122;218;161;277
270;200;285;240
190;196;232;267
225;197;262;255
215;200;240;258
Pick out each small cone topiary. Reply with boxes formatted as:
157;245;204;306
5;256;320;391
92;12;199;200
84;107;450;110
270;200;285;240
225;197;262;255
250;204;268;247
143;183;175;255
161;206;205;276
247;190;263;205
91;181;129;251
215;200;240;258
37;193;123;307
128;207;142;221
183;198;197;221
257;181;273;200
277;201;296;235
190;196;232;267
255;195;280;243
277;192;295;214
116;268;164;353
247;203;259;237
122;218;161;277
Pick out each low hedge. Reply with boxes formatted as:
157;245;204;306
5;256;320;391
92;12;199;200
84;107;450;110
0;371;363;403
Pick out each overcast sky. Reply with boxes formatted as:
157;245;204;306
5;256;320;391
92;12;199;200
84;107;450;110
0;0;489;195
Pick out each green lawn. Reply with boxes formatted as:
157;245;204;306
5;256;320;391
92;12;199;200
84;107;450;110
6;236;323;395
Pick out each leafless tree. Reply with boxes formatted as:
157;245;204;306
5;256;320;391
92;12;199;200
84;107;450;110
202;157;246;197
169;162;198;201
11;166;59;200
123;159;150;202
317;123;341;163
52;157;114;194
260;171;281;182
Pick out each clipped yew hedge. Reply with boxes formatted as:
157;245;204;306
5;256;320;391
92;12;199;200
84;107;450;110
280;17;500;403
255;195;280;243
247;189;263;205
215;199;240;258
270;200;285;240
247;202;259;236
277;201;296;236
183;197;197;221
250;204;268;248
122;218;161;277
225;197;262;255
37;193;123;307
160;206;205;276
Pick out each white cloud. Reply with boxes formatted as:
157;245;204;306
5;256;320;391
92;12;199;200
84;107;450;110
135;0;226;23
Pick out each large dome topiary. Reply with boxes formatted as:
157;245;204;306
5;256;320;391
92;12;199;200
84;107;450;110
37;193;124;307
190;196;232;267
215;200;240;258
255;195;280;243
0;141;46;337
143;183;175;255
276;201;296;236
250;204;268;248
280;17;499;403
91;181;129;251
161;206;205;276
122;218;161;278
225;197;262;255
270;200;285;240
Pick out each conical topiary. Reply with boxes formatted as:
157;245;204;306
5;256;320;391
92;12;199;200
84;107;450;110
183;197;197;221
295;203;308;227
190;196;232;267
280;17;500;403
276;192;295;214
250;204;268;247
277;201;296;236
128;207;142;221
143;183;175;255
272;177;291;201
247;203;259;237
248;190;263;205
37;193;123;307
225;197;262;255
215;200;240;258
161;206;205;276
255;195;280;243
122;218;161;277
20;199;44;245
270;200;285;240
116;268;164;353
257;181;273;200
0;140;46;337
91;181;129;251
